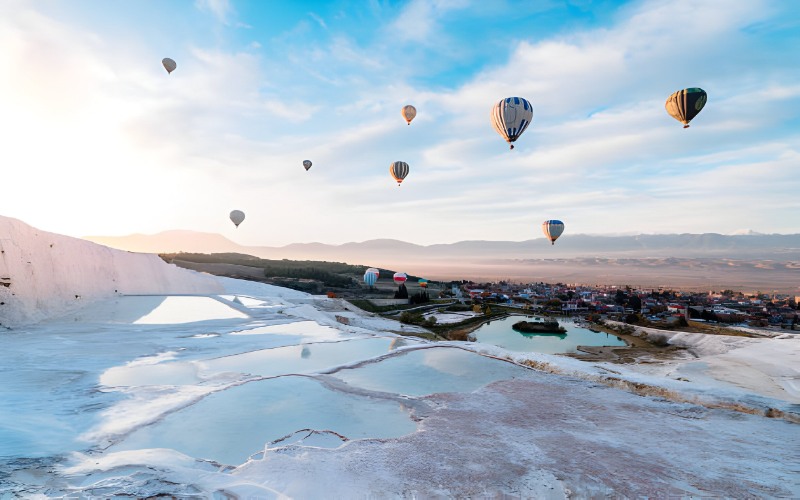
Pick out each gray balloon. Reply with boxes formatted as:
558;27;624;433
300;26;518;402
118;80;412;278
162;58;177;74
229;210;245;228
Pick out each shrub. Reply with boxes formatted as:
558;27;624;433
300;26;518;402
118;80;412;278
624;313;641;324
447;329;471;341
647;332;670;347
399;312;415;324
446;304;471;312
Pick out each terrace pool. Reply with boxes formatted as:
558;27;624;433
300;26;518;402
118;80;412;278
472;315;626;354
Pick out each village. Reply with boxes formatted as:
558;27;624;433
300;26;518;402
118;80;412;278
445;281;800;331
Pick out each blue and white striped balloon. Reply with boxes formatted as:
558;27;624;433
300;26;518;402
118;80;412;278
490;97;533;150
542;220;565;245
364;270;378;287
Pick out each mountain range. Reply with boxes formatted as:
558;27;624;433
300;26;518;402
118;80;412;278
83;231;800;260
82;231;800;293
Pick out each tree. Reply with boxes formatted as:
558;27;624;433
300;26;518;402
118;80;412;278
544;299;562;310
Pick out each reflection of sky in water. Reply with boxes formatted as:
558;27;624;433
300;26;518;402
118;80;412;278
332;347;532;397
100;338;417;387
230;320;342;341
219;295;270;307
473;316;626;354
133;296;249;324
109;376;418;465
203;338;416;378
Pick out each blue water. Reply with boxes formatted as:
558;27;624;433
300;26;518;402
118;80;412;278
109;375;418;465
472;315;626;354
332;346;533;397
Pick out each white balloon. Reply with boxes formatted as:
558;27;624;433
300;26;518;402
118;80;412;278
490;97;533;149
541;220;565;245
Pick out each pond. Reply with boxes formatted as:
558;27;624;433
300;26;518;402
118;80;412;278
472;315;626;354
108;375;419;465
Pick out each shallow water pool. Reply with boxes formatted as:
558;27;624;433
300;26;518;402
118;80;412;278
472;315;626;354
109;375;418;465
331;346;533;396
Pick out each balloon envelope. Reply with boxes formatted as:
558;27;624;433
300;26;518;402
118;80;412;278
393;272;407;284
401;105;417;125
230;210;245;228
366;268;380;279
303;160;312;171
364;271;378;287
418;278;428;288
490;97;533;149
162;58;177;74
542;220;565;245
390;161;409;186
665;88;707;128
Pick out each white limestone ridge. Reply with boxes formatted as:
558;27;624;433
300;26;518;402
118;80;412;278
0;215;222;328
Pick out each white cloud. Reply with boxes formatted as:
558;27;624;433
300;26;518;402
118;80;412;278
1;0;798;245
194;0;233;25
308;12;327;29
390;0;471;43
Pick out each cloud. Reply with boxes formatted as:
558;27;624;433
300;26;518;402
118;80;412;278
390;0;471;43
194;0;233;25
308;12;327;29
1;0;798;245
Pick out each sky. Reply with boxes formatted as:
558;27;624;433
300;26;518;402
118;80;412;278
1;0;799;246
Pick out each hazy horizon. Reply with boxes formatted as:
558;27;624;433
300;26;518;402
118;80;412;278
85;226;800;293
84;227;796;246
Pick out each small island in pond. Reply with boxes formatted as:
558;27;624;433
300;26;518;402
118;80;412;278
512;318;567;334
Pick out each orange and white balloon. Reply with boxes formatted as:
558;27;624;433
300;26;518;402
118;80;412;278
401;105;417;125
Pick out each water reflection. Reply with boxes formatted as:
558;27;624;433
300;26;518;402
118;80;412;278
332;347;532;397
109;376;418;465
99;338;414;387
133;296;249;324
518;332;567;340
473;315;626;354
389;337;409;351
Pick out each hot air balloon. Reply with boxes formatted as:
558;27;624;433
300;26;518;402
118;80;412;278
401;105;417;125
303;160;312;171
162;58;177;74
366;267;380;279
418;278;428;288
390;161;409;186
490;97;533;150
230;210;245;228
364;271;378;287
665;88;707;128
542;220;564;245
393;272;407;285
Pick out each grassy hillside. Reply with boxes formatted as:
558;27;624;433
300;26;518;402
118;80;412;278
160;252;431;293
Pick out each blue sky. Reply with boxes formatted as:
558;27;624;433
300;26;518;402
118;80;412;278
1;0;798;245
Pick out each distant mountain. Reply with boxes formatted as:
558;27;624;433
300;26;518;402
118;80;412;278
84;231;800;262
82;230;800;292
